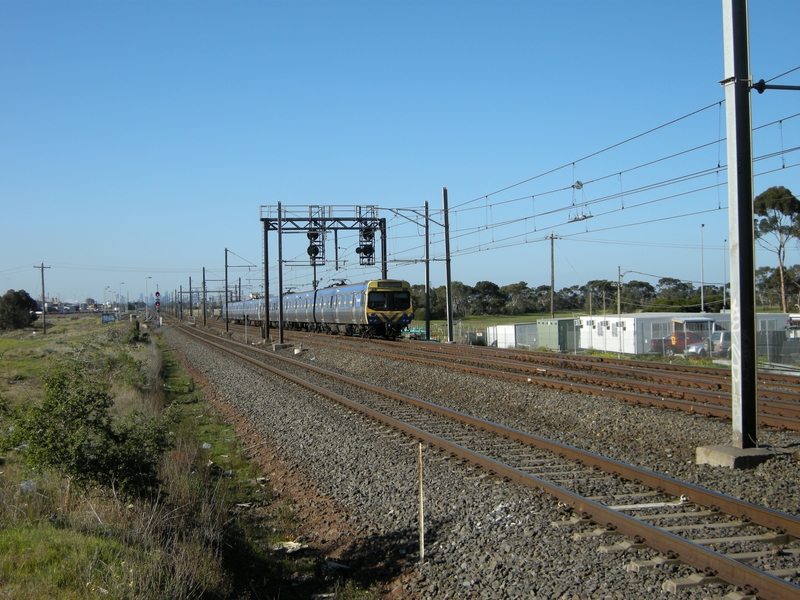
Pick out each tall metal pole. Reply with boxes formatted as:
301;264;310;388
278;201;285;344
202;268;207;326
224;248;229;332
700;223;705;312
334;229;339;271
442;188;454;343
380;217;388;279
189;276;193;317
723;239;728;311
723;0;758;449
617;267;627;357
263;219;270;341
550;233;555;318
424;201;431;341
179;285;183;321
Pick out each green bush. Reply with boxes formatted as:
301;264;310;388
122;323;147;345
0;289;38;330
4;359;171;498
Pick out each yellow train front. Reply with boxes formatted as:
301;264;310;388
225;279;413;338
311;279;413;338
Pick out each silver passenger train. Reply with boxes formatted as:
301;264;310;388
227;279;413;338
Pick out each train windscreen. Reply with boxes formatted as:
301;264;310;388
367;291;410;311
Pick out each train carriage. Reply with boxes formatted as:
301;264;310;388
227;279;412;338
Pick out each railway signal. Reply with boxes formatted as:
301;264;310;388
155;291;161;308
307;230;325;265
356;223;376;265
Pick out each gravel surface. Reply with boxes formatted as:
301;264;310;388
162;325;800;599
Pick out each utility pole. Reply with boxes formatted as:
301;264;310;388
722;0;757;450
442;188;454;343
224;248;229;332
202;268;207;326
424;200;431;341
697;0;764;468
700;223;706;312
550;233;555;318
33;263;50;335
263;219;270;342
278;201;285;344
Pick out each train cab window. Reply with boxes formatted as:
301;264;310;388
367;292;386;309
368;291;410;310
392;292;411;310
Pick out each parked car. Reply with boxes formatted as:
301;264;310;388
707;331;731;358
685;341;708;357
649;331;706;356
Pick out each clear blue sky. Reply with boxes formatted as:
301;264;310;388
2;0;798;305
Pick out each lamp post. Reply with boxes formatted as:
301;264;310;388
700;224;705;312
104;286;110;313
617;267;633;357
722;239;727;311
145;276;152;320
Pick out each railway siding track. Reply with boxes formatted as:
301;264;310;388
176;323;800;599
272;331;800;432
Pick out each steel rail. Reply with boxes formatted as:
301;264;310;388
279;334;800;431
282;329;800;399
176;324;800;599
222;323;800;427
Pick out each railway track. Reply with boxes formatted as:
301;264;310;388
173;322;800;599
214;325;800;432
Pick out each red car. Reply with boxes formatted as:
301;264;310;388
649;331;706;356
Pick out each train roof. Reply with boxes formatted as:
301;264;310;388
261;280;409;300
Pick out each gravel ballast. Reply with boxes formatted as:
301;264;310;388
162;326;800;599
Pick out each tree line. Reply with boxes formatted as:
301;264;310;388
410;264;800;321
410;186;800;320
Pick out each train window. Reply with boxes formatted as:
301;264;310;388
390;292;411;310
367;291;410;310
367;292;386;309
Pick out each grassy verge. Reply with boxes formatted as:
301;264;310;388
0;317;376;599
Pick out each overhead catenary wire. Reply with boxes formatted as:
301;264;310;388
451;101;725;210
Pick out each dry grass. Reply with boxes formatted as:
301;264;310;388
1;319;376;599
0;321;234;599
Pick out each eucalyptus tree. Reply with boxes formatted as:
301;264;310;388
754;186;800;313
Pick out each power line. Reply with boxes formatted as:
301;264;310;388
452;101;723;210
765;65;800;83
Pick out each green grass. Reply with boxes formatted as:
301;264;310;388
0;524;125;599
0;318;381;599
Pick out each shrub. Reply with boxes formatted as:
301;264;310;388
0;289;38;330
5;359;171;498
122;323;146;345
